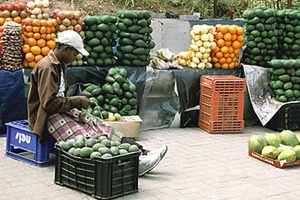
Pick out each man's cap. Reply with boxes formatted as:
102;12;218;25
55;30;89;56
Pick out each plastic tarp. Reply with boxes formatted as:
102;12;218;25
0;69;27;134
242;64;299;126
139;67;179;131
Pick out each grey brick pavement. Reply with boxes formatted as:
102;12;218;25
1;126;300;200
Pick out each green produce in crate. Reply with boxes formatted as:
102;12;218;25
277;149;296;162
248;134;267;154
292;145;300;160
264;133;279;147
279;130;299;147
261;146;279;159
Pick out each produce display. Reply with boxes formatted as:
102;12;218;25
116;10;155;66
242;6;278;66
80;67;138;119
248;130;300;163
211;24;244;69
1;21;23;71
26;0;51;19
268;59;300;102
22;18;57;68
83;14;118;66
57;134;140;159
52;9;84;66
276;9;300;59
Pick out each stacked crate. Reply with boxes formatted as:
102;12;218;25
199;75;246;134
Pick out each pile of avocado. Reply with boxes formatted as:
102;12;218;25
83;14;118;66
57;134;140;159
115;10;155;66
276;9;300;59
242;6;278;66
80;67;138;119
268;59;300;102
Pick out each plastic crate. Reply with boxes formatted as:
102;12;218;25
199;75;246;134
54;145;140;200
266;103;300;131
5;120;56;166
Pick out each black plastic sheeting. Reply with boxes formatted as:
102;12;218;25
0;69;27;134
174;67;243;113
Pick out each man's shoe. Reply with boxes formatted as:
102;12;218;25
138;145;168;177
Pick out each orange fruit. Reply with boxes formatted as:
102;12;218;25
231;34;237;41
226;57;232;64
215;52;223;59
33;32;41;40
46;27;52;34
46;20;52;27
217;39;225;47
50;26;56;33
32;26;40;33
220;46;229;54
220;25;229;34
224;33;232;41
228;25;237;35
228;46;234;53
221;63;229;69
23;44;31;53
50;33;56;39
40;19;48;27
32;19;41;27
214;63;221;68
236;26;244;35
23;60;29;68
219;57;226;64
223;53;230;58
229;53;236;58
225;41;232;47
212;56;219;63
13;16;22;23
28;61;37;68
27;38;37;46
31;45;41;55
47;40;56;49
45;34;52;40
41;46;50;56
25;52;35;62
39;26;46;34
5;17;12;22
213;46;220;53
40;33;46;39
27;32;34;38
25;25;33;32
237;35;245;42
234;49;240;55
51;19;58;26
215;32;224;40
215;24;222;32
34;54;44;63
0;18;5;26
22;18;33;26
37;39;46;47
232;41;241;49
228;62;235;69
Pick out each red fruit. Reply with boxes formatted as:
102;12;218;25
57;11;65;20
6;3;14;12
13;2;21;11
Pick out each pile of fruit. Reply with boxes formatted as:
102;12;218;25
248;130;300;162
57;134;140;159
116;10;155;66
242;6;278;66
80;67;138;120
268;59;300;102
83;14;118;66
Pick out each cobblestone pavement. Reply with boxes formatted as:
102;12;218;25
1;126;300;200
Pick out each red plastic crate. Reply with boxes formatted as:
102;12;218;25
199;75;246;134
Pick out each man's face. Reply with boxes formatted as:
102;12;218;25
63;45;78;65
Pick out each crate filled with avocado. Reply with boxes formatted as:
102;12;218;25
55;134;140;199
80;67;141;138
248;130;300;168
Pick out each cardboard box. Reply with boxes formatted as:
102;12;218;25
248;150;300;168
105;116;142;139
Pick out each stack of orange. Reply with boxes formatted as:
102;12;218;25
211;24;244;69
22;18;57;68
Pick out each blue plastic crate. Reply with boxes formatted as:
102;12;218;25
5;120;56;167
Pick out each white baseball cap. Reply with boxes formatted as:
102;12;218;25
55;30;89;56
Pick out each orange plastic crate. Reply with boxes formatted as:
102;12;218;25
199;75;246;134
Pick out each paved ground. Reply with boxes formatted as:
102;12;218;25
1;125;300;200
